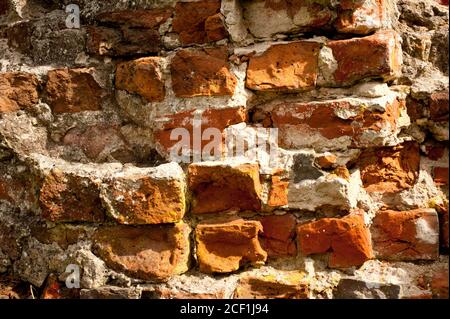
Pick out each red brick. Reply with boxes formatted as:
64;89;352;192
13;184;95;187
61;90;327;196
371;209;439;261
246;41;320;92
39;169;104;223
100;163;186;225
188;162;262;214
270;97;403;149
328;30;402;86
297;213;373;268
96;8;172;29
154;107;247;155
434;201;449;249
195;218;267;273
93;222;190;281
0;72;39;112
431;269;449;299
260;214;296;258
45;68;104;113
358;142;420;193
429;91;449;122
115;57;165;102
172;0;223;45
267;175;289;207
170;47;237;97
335;0;386;34
433;167;449;185
205;13;228;42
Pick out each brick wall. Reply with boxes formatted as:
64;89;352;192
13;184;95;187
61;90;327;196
0;0;448;299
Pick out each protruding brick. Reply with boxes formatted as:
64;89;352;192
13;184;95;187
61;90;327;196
188;162;262;214
0;72;39;112
246;41;320;92
39;169;104;223
195;218;267;273
154;107;247;155
358;142;420;193
259;214;296;258
371;209;439;261
170;47;237;97
269;95;405;150
100;163;186;225
297;213;373;268
172;0;224;45
93;222;190;281
327;30;402;86
45;68;104;113
429;91;449;122
115;57;165;102
335;0;388;34
234;274;309;299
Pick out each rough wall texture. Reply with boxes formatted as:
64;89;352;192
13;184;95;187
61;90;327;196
0;0;448;299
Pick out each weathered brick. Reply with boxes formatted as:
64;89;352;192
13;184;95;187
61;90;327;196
269;95;404;150
371;209;439;261
172;0;224;45
433;167;449;185
96;8;172;29
45;68;104;113
431;269;449;299
335;0;387;34
39;169;105;223
93;222;190;281
0;72;39;112
195;218;267;273
100;163;186;225
267;175;289;207
358;142;420;193
246;41;320;92
87;9;171;56
259;214;296;258
170;47;237;97
433;201;448;249
188;162;262;214
154;107;247;155
234;274;308;299
115;57;165;102
327;30;402;86
205;13;228;42
429;91;449;122
241;0;332;38
297;213;373;268
62;125;125;161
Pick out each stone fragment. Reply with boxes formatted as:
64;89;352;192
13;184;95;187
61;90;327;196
195;218;267;273
333;278;401;299
188;162;262;214
246;41;320;92
335;0;388;34
234;274;309;299
241;0;332;38
93;222;190;281
45;68;104;113
115;57;165;102
371;209;439;261
170;47;237;97
80;286;141;299
297;213;373;268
